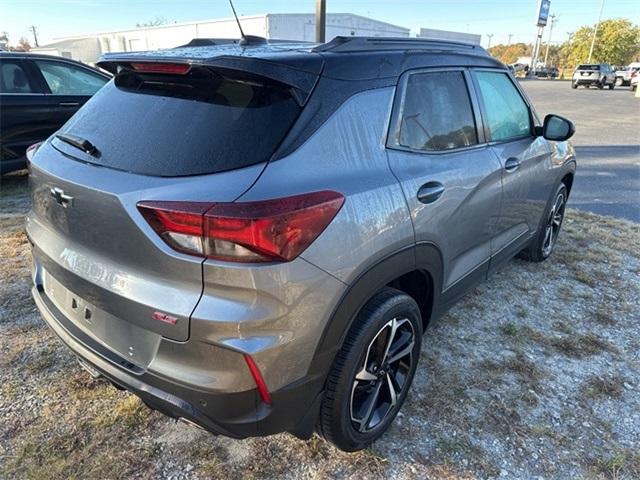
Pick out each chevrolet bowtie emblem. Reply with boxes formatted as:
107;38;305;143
50;187;73;208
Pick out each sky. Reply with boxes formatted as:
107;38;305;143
1;0;639;48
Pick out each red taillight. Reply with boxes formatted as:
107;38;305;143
129;62;191;74
137;191;344;263
243;354;272;405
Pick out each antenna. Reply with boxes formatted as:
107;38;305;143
228;0;246;40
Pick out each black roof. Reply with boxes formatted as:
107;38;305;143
96;36;503;94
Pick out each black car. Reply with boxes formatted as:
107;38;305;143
0;52;110;174
535;67;559;78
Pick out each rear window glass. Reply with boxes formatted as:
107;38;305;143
577;64;600;70
58;67;301;176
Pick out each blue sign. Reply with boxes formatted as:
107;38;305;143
537;0;551;27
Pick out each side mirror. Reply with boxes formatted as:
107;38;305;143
540;114;575;141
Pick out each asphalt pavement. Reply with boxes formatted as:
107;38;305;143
522;80;640;222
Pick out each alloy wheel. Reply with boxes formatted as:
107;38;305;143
542;190;566;257
349;317;415;433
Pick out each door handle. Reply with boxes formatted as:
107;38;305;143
504;157;521;172
417;182;445;204
59;102;80;107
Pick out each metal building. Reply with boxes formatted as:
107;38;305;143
31;13;410;65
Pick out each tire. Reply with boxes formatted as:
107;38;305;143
571;82;578;89
609;82;615;90
518;183;568;263
317;287;423;451
597;81;604;90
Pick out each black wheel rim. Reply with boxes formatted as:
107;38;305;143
542;190;566;257
350;317;415;433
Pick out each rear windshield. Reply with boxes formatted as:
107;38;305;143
577;64;600;70
58;67;301;176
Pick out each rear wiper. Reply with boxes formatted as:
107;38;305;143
55;133;100;157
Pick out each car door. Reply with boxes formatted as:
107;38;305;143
31;58;108;132
0;57;49;173
386;68;504;299
471;69;553;272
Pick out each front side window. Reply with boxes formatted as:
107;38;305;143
397;71;478;152
476;71;531;142
35;60;107;95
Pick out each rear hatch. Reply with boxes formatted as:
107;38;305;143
576;64;600;79
28;51;317;347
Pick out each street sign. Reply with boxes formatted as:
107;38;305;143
536;0;551;27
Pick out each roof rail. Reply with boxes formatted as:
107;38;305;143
312;36;478;53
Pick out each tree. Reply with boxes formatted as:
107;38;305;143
563;18;640;67
488;43;532;65
16;37;31;52
136;16;168;28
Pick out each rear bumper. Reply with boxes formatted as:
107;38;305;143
573;78;603;85
32;281;325;440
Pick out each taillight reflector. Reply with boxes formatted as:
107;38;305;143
137;191;344;263
244;354;272;405
129;62;191;74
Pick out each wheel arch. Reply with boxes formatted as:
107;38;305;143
310;243;443;378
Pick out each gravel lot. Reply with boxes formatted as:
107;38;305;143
1;164;639;479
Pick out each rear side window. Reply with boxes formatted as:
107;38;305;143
35;60;107;95
396;71;478;151
0;61;34;93
577;64;600;71
58;67;301;176
475;71;531;142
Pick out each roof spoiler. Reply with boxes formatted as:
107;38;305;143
96;50;322;106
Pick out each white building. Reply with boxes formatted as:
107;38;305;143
419;28;481;45
32;13;410;65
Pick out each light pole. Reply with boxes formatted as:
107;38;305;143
543;14;557;67
315;0;326;43
588;0;605;63
507;33;514;46
487;33;494;49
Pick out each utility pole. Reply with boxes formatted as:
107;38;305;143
315;0;326;43
486;33;494;49
588;0;605;62
543;14;557;67
29;25;39;47
507;33;514;46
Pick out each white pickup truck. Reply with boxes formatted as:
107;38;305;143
615;62;640;86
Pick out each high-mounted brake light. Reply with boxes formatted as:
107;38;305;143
137;191;344;263
129;62;191;74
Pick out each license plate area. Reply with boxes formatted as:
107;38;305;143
43;269;162;370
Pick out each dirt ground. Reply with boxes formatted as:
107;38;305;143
1;171;639;480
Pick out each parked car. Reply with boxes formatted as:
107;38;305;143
27;36;576;452
0;52;109;174
535;67;559;79
615;62;640;86
571;63;616;89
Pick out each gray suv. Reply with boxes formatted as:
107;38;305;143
572;63;616;89
27;36;576;452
